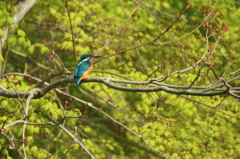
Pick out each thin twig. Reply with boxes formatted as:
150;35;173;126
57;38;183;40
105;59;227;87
65;0;77;64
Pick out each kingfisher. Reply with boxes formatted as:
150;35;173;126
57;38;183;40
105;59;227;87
74;53;101;86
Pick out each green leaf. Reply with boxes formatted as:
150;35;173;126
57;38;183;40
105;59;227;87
28;45;34;54
18;37;25;44
49;7;57;16
17;29;26;37
24;39;31;48
40;46;49;54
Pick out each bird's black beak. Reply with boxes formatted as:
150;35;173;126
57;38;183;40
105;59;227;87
92;55;102;58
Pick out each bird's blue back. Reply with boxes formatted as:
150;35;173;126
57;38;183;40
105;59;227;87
74;53;95;86
74;59;92;78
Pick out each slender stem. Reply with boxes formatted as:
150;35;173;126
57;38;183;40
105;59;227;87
65;0;77;64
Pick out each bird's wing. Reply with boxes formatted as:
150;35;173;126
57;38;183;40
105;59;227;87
74;61;91;78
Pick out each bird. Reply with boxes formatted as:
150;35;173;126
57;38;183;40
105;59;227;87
74;53;101;86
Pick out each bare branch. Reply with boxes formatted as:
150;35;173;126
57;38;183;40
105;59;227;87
0;75;233;99
2;120;95;159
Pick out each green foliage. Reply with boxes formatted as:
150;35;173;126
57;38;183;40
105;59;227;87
0;0;240;159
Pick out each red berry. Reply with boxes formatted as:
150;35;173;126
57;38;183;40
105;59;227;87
223;94;228;97
179;44;184;48
221;28;228;34
64;101;70;105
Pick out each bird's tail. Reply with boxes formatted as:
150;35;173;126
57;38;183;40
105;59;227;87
75;77;81;86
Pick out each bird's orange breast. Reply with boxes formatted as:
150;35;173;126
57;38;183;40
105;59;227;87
88;62;93;73
80;62;93;80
